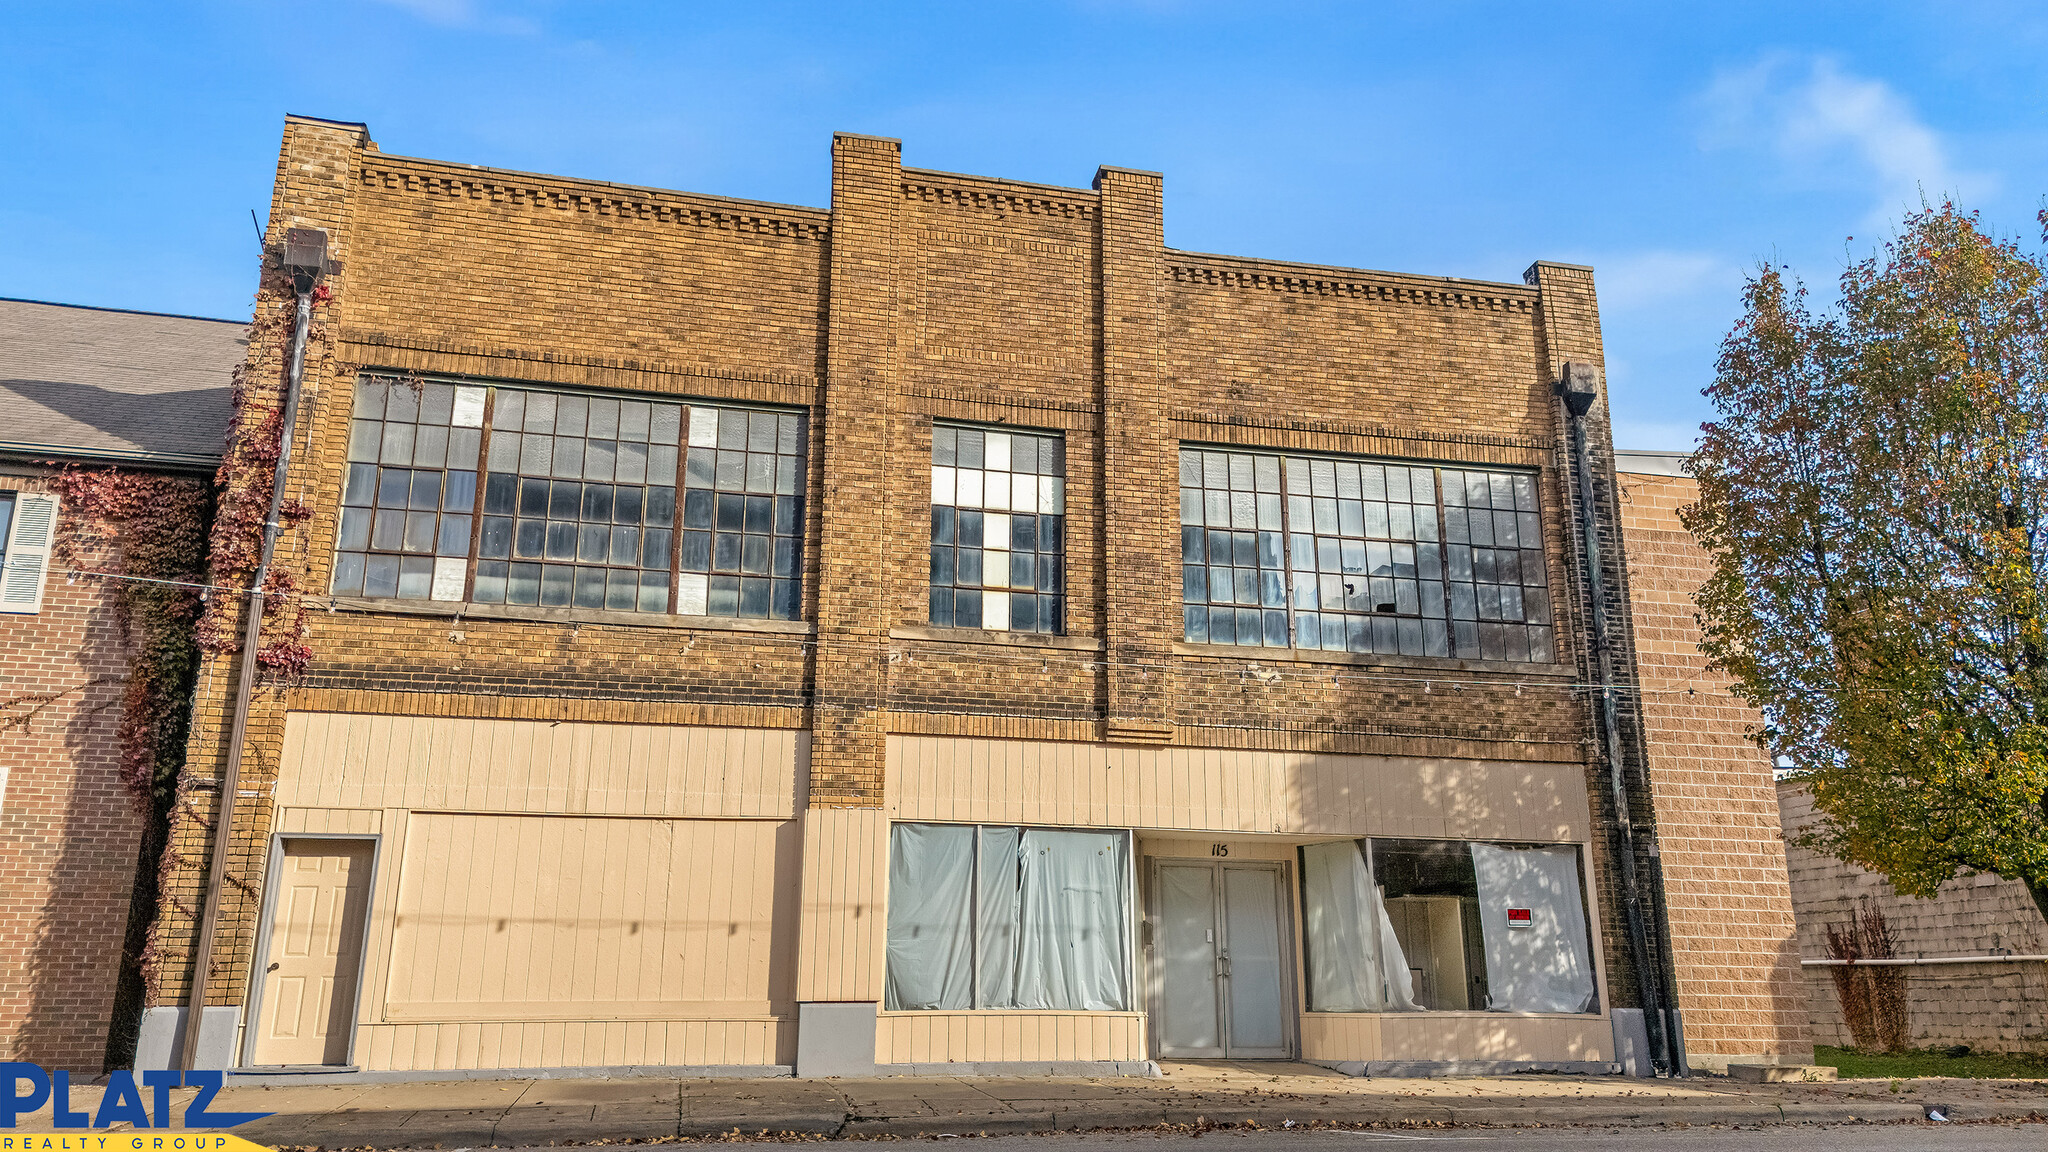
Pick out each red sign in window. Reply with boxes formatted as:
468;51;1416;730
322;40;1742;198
1507;907;1533;927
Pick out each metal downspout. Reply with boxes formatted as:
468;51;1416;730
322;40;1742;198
178;230;324;1070
1558;363;1683;1077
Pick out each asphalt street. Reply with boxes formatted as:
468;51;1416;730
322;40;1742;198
615;1125;2047;1152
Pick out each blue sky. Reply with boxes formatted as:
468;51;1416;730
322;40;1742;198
4;2;2046;449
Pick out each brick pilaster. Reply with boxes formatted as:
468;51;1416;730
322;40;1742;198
1094;167;1174;743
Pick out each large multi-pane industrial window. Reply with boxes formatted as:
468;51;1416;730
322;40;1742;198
1178;447;1554;663
928;423;1065;634
333;376;804;620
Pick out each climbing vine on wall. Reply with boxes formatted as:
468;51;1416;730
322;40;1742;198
194;270;341;683
46;468;213;807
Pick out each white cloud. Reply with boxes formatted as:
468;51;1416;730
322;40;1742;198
1581;250;1743;314
1700;54;1996;227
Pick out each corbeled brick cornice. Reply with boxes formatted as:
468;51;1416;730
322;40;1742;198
359;155;830;241
902;168;1097;219
1169;252;1537;312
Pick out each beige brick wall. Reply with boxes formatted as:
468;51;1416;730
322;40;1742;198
1779;780;2048;1052
1618;468;1812;1065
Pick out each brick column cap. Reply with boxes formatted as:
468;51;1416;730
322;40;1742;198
834;132;902;149
1524;259;1597;283
1094;165;1163;188
283;113;373;141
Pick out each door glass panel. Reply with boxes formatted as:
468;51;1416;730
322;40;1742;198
1222;867;1288;1053
1157;865;1221;1055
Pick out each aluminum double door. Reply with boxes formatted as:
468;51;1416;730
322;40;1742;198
1154;862;1293;1059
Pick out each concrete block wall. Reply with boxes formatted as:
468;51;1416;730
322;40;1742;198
1617;466;1812;1067
1780;780;2048;1052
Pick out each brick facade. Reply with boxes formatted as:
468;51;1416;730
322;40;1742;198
139;115;1809;1071
1;472;166;1072
1617;461;1812;1067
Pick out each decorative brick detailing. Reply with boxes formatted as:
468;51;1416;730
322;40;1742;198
1169;258;1538;312
361;159;830;241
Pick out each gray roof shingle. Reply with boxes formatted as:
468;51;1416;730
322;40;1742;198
0;297;247;470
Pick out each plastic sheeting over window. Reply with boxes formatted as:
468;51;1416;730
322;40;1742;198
885;823;1131;1012
1469;843;1596;1013
1300;840;1418;1012
1300;838;1595;1015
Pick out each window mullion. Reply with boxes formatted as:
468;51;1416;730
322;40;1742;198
970;825;982;1010
1278;455;1300;651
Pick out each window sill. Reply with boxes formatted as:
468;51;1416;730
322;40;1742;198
1303;1009;1604;1019
1171;640;1572;677
316;595;816;635
890;625;1105;652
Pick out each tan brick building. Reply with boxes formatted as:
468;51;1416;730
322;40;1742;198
1614;453;1812;1070
136;115;1809;1077
0;299;241;1072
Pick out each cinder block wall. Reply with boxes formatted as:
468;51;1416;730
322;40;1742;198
1779;781;2048;1052
0;471;153;1073
1617;466;1813;1067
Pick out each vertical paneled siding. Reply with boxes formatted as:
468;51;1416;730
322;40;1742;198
270;713;803;1070
278;713;805;817
384;814;796;1020
795;807;889;1004
886;736;1592;842
875;1012;1147;1064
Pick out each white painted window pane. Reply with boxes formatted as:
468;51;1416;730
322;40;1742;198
1012;473;1036;512
452;386;487;428
985;431;1011;472
983;589;1010;630
932;466;956;505
985;549;1011;589
1041;476;1064;515
956;469;984;508
430;557;467;601
984;471;1010;510
687;407;719;447
676;572;709;615
983;512;1010;553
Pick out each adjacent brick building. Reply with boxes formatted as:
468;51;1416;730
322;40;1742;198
0;298;242;1072
1614;452;1812;1070
136;115;1811;1076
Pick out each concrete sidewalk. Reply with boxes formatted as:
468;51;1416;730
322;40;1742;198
23;1062;2048;1146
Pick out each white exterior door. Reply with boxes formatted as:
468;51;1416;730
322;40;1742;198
1154;861;1293;1059
252;839;373;1066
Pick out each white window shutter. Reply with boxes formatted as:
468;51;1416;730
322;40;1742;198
1;493;58;614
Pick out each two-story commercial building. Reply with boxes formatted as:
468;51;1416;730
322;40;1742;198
137;115;1810;1077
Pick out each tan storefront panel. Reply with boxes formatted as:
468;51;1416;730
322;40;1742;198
795;807;889;1003
888;737;1590;841
280;712;805;817
1379;1013;1608;1061
351;1018;788;1071
876;1012;1148;1064
383;813;798;1023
